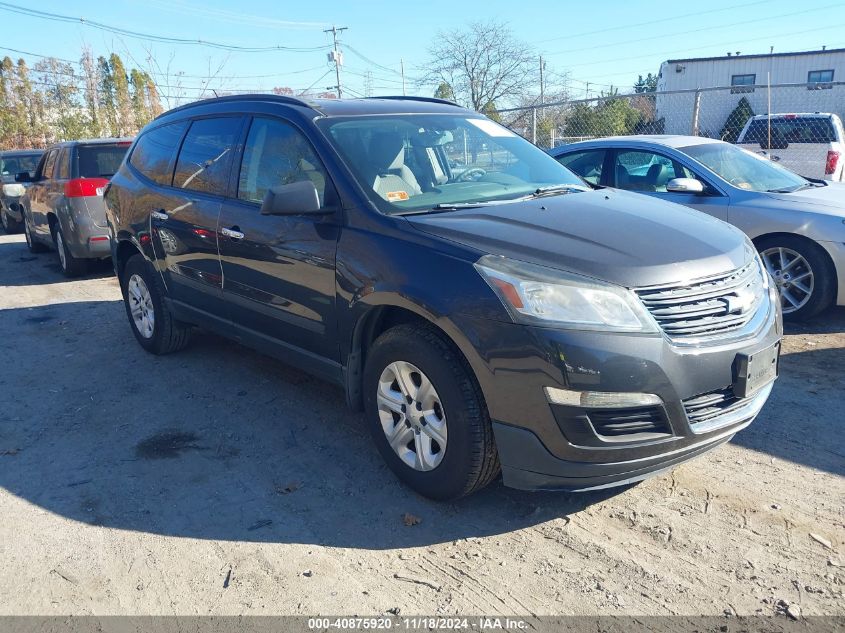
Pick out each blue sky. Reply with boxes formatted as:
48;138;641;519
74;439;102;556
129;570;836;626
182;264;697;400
1;0;843;106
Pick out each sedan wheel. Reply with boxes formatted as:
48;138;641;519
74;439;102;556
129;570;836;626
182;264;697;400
761;246;814;315
377;360;448;472
127;273;156;339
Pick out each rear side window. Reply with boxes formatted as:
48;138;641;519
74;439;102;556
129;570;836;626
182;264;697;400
237;117;329;205
173;117;242;195
556;150;605;185
75;144;130;178
130;122;188;185
742;118;837;144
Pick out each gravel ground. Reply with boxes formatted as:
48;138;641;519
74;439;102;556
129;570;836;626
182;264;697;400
0;231;842;618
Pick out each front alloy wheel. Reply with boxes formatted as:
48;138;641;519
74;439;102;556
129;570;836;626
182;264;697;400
761;246;815;315
377;361;448;472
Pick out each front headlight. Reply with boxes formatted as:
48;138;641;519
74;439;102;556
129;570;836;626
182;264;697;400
474;254;659;333
2;183;25;197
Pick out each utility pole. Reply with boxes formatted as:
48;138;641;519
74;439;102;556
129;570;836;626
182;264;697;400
324;25;347;98
539;56;545;107
400;58;406;96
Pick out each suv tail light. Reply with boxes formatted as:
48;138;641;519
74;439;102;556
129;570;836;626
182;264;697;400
64;177;109;198
825;151;841;175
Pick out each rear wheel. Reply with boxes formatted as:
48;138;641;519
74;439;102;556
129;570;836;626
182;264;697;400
120;254;191;354
757;235;836;320
363;322;499;500
24;218;47;253
54;225;88;278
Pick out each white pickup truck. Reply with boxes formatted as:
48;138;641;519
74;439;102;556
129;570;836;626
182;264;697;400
736;113;845;181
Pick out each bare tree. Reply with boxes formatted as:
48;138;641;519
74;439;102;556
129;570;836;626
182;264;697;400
421;21;539;112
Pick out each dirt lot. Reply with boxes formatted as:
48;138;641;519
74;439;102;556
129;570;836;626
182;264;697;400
0;230;842;618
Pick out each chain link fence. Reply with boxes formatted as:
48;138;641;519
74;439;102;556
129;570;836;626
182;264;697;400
500;82;845;152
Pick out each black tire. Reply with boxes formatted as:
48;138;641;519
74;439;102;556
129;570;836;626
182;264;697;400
363;322;500;500
1;207;21;234
54;225;88;278
120;253;191;354
23;217;48;253
757;235;836;321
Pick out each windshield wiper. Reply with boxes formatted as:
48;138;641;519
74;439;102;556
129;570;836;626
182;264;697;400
529;184;591;198
766;182;814;193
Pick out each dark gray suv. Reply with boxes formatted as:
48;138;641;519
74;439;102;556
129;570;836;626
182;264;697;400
105;95;782;500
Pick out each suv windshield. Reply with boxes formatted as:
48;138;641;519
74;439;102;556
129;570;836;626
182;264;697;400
1;153;42;183
680;142;809;193
318;114;584;213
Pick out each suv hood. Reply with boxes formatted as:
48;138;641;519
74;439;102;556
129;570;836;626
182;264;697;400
406;189;747;288
764;182;845;217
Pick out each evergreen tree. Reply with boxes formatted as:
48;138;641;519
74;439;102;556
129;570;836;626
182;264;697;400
110;54;132;135
14;59;39;147
434;82;455;102
98;56;116;136
720;97;754;143
0;57;13;149
130;68;149;130
80;47;100;137
144;72;163;119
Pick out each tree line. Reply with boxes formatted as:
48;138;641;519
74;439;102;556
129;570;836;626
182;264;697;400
0;49;162;150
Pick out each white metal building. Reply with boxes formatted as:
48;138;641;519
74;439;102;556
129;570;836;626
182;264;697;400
655;48;845;136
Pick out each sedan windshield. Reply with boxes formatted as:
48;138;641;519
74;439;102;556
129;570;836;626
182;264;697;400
318;114;585;213
680;142;809;193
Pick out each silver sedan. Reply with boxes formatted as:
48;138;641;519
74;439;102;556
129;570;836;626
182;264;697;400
550;135;845;320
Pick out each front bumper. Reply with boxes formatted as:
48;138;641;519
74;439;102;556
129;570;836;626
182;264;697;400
454;284;782;491
63;210;111;259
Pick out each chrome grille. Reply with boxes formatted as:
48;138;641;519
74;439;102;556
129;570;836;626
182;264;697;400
635;259;765;340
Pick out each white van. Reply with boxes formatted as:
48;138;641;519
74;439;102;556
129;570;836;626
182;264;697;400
736;113;845;181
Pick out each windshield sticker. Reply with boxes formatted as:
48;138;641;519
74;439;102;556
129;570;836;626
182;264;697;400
467;118;517;138
386;191;410;202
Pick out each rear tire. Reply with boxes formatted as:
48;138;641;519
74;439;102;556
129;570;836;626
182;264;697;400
757;235;836;321
363;322;500;500
54;225;88;278
120;253;191;354
24;217;47;253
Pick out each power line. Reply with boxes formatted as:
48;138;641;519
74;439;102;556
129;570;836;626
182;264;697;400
553;23;845;70
543;4;840;58
534;0;768;45
323;25;347;98
0;2;330;53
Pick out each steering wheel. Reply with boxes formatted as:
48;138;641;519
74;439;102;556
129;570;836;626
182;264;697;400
456;167;487;182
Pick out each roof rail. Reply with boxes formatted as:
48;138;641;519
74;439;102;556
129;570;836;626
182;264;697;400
155;93;319;120
368;95;460;107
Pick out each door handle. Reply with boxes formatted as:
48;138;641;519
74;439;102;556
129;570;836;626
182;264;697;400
151;210;169;221
220;226;244;240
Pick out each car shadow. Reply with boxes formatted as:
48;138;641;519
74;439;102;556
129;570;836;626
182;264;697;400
0;296;841;548
0;236;114;286
784;306;845;335
731;344;845;477
0;299;622;549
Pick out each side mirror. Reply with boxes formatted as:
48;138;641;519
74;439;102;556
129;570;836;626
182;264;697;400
666;177;705;194
15;172;32;183
260;181;326;216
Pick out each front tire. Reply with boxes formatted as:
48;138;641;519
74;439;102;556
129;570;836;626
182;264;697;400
1;207;21;234
757;235;836;321
120;254;191;354
363;323;499;500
